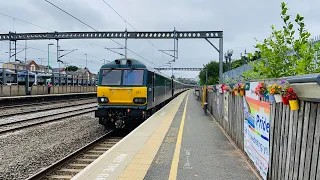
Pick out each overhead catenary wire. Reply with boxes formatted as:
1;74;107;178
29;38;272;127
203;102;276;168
101;0;164;53
45;0;158;67
0;12;114;57
0;15;104;67
0;12;52;31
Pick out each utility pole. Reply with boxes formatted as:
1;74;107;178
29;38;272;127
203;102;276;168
125;28;127;59
56;39;60;85
206;69;208;86
48;43;54;73
25;40;28;93
24;40;27;66
38;58;45;66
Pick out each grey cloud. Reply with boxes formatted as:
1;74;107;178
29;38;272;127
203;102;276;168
0;0;320;78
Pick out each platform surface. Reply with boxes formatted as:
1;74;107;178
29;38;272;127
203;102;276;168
72;90;258;180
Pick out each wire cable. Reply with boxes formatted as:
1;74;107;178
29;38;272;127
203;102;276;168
45;0;157;67
101;0;164;51
0;17;105;66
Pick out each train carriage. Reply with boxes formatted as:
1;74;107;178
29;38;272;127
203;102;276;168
95;58;194;130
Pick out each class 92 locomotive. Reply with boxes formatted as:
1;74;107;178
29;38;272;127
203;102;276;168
95;58;195;130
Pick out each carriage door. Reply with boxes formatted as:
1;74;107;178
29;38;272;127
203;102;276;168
153;72;155;102
171;79;174;96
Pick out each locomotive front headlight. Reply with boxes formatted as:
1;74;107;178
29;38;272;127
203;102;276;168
99;97;109;103
133;98;146;104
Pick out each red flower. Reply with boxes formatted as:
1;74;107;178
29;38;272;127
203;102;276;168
284;87;298;100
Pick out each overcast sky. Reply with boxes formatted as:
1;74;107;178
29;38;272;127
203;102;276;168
0;0;320;79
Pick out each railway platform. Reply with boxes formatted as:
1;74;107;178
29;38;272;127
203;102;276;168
72;90;259;180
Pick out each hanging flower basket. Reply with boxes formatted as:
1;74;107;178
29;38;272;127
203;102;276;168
234;91;238;96
222;85;232;93
255;82;267;100
269;94;275;103
263;91;269;101
240;90;245;96
282;96;289;105
283;87;299;110
289;99;299;110
274;94;283;103
267;84;282;103
233;84;240;96
239;84;245;96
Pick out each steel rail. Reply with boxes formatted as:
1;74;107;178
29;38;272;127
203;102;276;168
0;107;96;134
26;131;120;180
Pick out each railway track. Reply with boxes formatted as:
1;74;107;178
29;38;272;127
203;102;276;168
0;105;97;134
0;97;94;110
0;100;96;118
26;131;124;180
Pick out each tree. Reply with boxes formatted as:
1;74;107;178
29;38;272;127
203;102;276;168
231;59;244;69
243;2;320;80
65;65;78;72
198;61;227;85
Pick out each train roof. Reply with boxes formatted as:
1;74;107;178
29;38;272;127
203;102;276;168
100;58;189;85
101;58;147;69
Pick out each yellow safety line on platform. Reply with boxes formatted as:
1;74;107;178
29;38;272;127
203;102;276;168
117;91;188;180
168;91;189;180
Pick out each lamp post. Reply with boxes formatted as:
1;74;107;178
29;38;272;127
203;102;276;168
48;43;54;73
57;48;78;85
48;43;54;85
84;54;87;69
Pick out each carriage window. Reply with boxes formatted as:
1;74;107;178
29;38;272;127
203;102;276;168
101;70;122;85
123;70;144;85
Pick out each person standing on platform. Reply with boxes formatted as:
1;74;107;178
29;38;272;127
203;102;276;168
47;82;52;94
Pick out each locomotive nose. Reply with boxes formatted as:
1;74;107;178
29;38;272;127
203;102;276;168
97;86;147;105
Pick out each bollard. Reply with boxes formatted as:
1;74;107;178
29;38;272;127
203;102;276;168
203;102;208;115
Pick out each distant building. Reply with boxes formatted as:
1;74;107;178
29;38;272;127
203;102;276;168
2;60;49;72
75;67;92;80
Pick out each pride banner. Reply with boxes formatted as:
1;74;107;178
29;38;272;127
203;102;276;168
243;83;270;180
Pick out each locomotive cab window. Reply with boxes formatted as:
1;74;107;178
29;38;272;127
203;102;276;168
122;69;144;86
101;69;122;85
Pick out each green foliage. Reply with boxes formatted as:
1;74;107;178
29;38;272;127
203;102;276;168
243;2;320;80
231;59;244;69
65;65;78;72
198;61;227;85
176;77;197;85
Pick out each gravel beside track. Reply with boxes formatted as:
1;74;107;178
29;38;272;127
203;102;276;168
0;103;96;125
0;112;105;180
0;98;96;117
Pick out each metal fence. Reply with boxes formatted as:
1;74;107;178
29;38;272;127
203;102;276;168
197;83;320;180
222;64;252;80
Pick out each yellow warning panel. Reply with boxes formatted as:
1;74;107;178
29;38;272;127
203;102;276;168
202;85;206;109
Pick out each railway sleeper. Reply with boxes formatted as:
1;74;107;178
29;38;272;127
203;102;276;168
82;154;101;158
74;158;96;163
57;168;82;173
67;163;89;168
87;150;106;154
92;147;110;151
46;175;73;179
